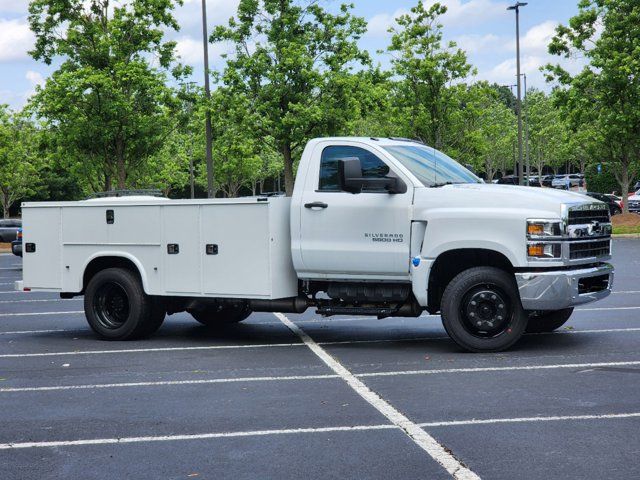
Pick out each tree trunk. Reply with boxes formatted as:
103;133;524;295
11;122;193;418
619;162;630;214
1;190;9;219
117;154;126;190
282;143;295;197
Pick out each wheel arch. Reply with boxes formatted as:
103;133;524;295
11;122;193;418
426;248;514;313
81;253;149;294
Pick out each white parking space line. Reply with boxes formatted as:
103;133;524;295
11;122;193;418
418;412;640;428
4;359;640;393
275;313;480;480
612;291;640;294
0;342;305;358
357;360;640;378
2;412;638;451
0;374;341;393
0;329;67;336
0;311;83;317
3;326;640;355
576;306;640;311
0;298;81;304
0;424;398;450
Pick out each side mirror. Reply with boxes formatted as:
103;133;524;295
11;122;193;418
337;157;406;194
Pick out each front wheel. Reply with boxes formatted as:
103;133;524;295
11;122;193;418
440;267;528;352
84;268;165;340
526;308;574;333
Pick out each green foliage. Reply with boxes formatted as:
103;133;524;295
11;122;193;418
28;0;189;191
584;163;619;194
211;0;369;195
386;1;474;149
546;0;640;210
0;106;43;218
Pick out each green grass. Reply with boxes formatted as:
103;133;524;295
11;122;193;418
613;225;640;235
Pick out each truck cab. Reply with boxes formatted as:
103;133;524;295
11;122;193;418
290;137;613;351
17;137;613;352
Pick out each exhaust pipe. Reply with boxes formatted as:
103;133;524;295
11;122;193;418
249;296;309;314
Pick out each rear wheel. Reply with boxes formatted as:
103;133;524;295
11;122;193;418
440;267;528;352
526;308;574;333
84;268;165;340
189;302;252;326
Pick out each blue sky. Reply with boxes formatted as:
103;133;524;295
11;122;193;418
0;0;583;110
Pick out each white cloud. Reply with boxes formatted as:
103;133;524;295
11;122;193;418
0;18;33;62
453;33;501;54
366;9;410;38
425;0;508;28
24;69;45;100
0;0;29;14
25;70;44;87
366;1;507;41
521;20;558;55
176;36;204;65
174;0;240;34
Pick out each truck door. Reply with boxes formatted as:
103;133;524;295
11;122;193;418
298;143;412;278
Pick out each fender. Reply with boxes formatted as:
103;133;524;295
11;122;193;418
77;251;151;294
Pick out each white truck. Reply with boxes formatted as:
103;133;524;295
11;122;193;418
17;137;614;352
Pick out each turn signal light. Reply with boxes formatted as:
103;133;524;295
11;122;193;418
527;224;545;236
528;244;545;257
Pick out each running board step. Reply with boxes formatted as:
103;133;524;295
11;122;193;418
315;306;398;318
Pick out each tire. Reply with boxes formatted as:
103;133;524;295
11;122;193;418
526;308;574;333
440;266;528;353
189;303;252;326
84;268;165;340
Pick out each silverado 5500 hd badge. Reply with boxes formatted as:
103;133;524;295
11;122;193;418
365;233;404;243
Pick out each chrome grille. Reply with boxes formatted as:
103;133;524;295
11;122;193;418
567;208;610;225
569;240;611;260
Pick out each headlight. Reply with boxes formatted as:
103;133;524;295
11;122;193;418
527;243;562;259
526;220;562;238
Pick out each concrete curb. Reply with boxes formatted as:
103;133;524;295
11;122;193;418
612;234;640;239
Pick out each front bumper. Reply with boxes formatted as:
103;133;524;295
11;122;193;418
516;263;613;311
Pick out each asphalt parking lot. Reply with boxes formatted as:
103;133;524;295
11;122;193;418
1;239;639;479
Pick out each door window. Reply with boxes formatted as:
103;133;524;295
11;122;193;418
318;146;390;192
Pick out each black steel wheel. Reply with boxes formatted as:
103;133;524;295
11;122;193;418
189;302;252;326
84;268;165;340
441;267;528;352
526;308;574;333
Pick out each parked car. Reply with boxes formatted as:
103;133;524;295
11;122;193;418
628;192;640;214
0;219;21;242
527;176;542;187
497;175;519;185
540;175;554;187
11;228;22;257
585;192;622;216
552;174;585;189
633;181;640;192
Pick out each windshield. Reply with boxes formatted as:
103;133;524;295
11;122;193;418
382;145;482;187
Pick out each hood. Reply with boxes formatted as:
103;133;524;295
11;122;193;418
413;183;600;219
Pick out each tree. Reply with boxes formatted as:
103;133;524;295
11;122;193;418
28;0;189;191
526;90;565;176
546;0;640;211
0;106;42;218
211;0;369;196
386;1;474;149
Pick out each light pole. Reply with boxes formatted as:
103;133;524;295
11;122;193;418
507;2;527;186
201;0;214;198
519;73;530;186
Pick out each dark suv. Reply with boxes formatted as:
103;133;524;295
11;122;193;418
0;219;21;242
